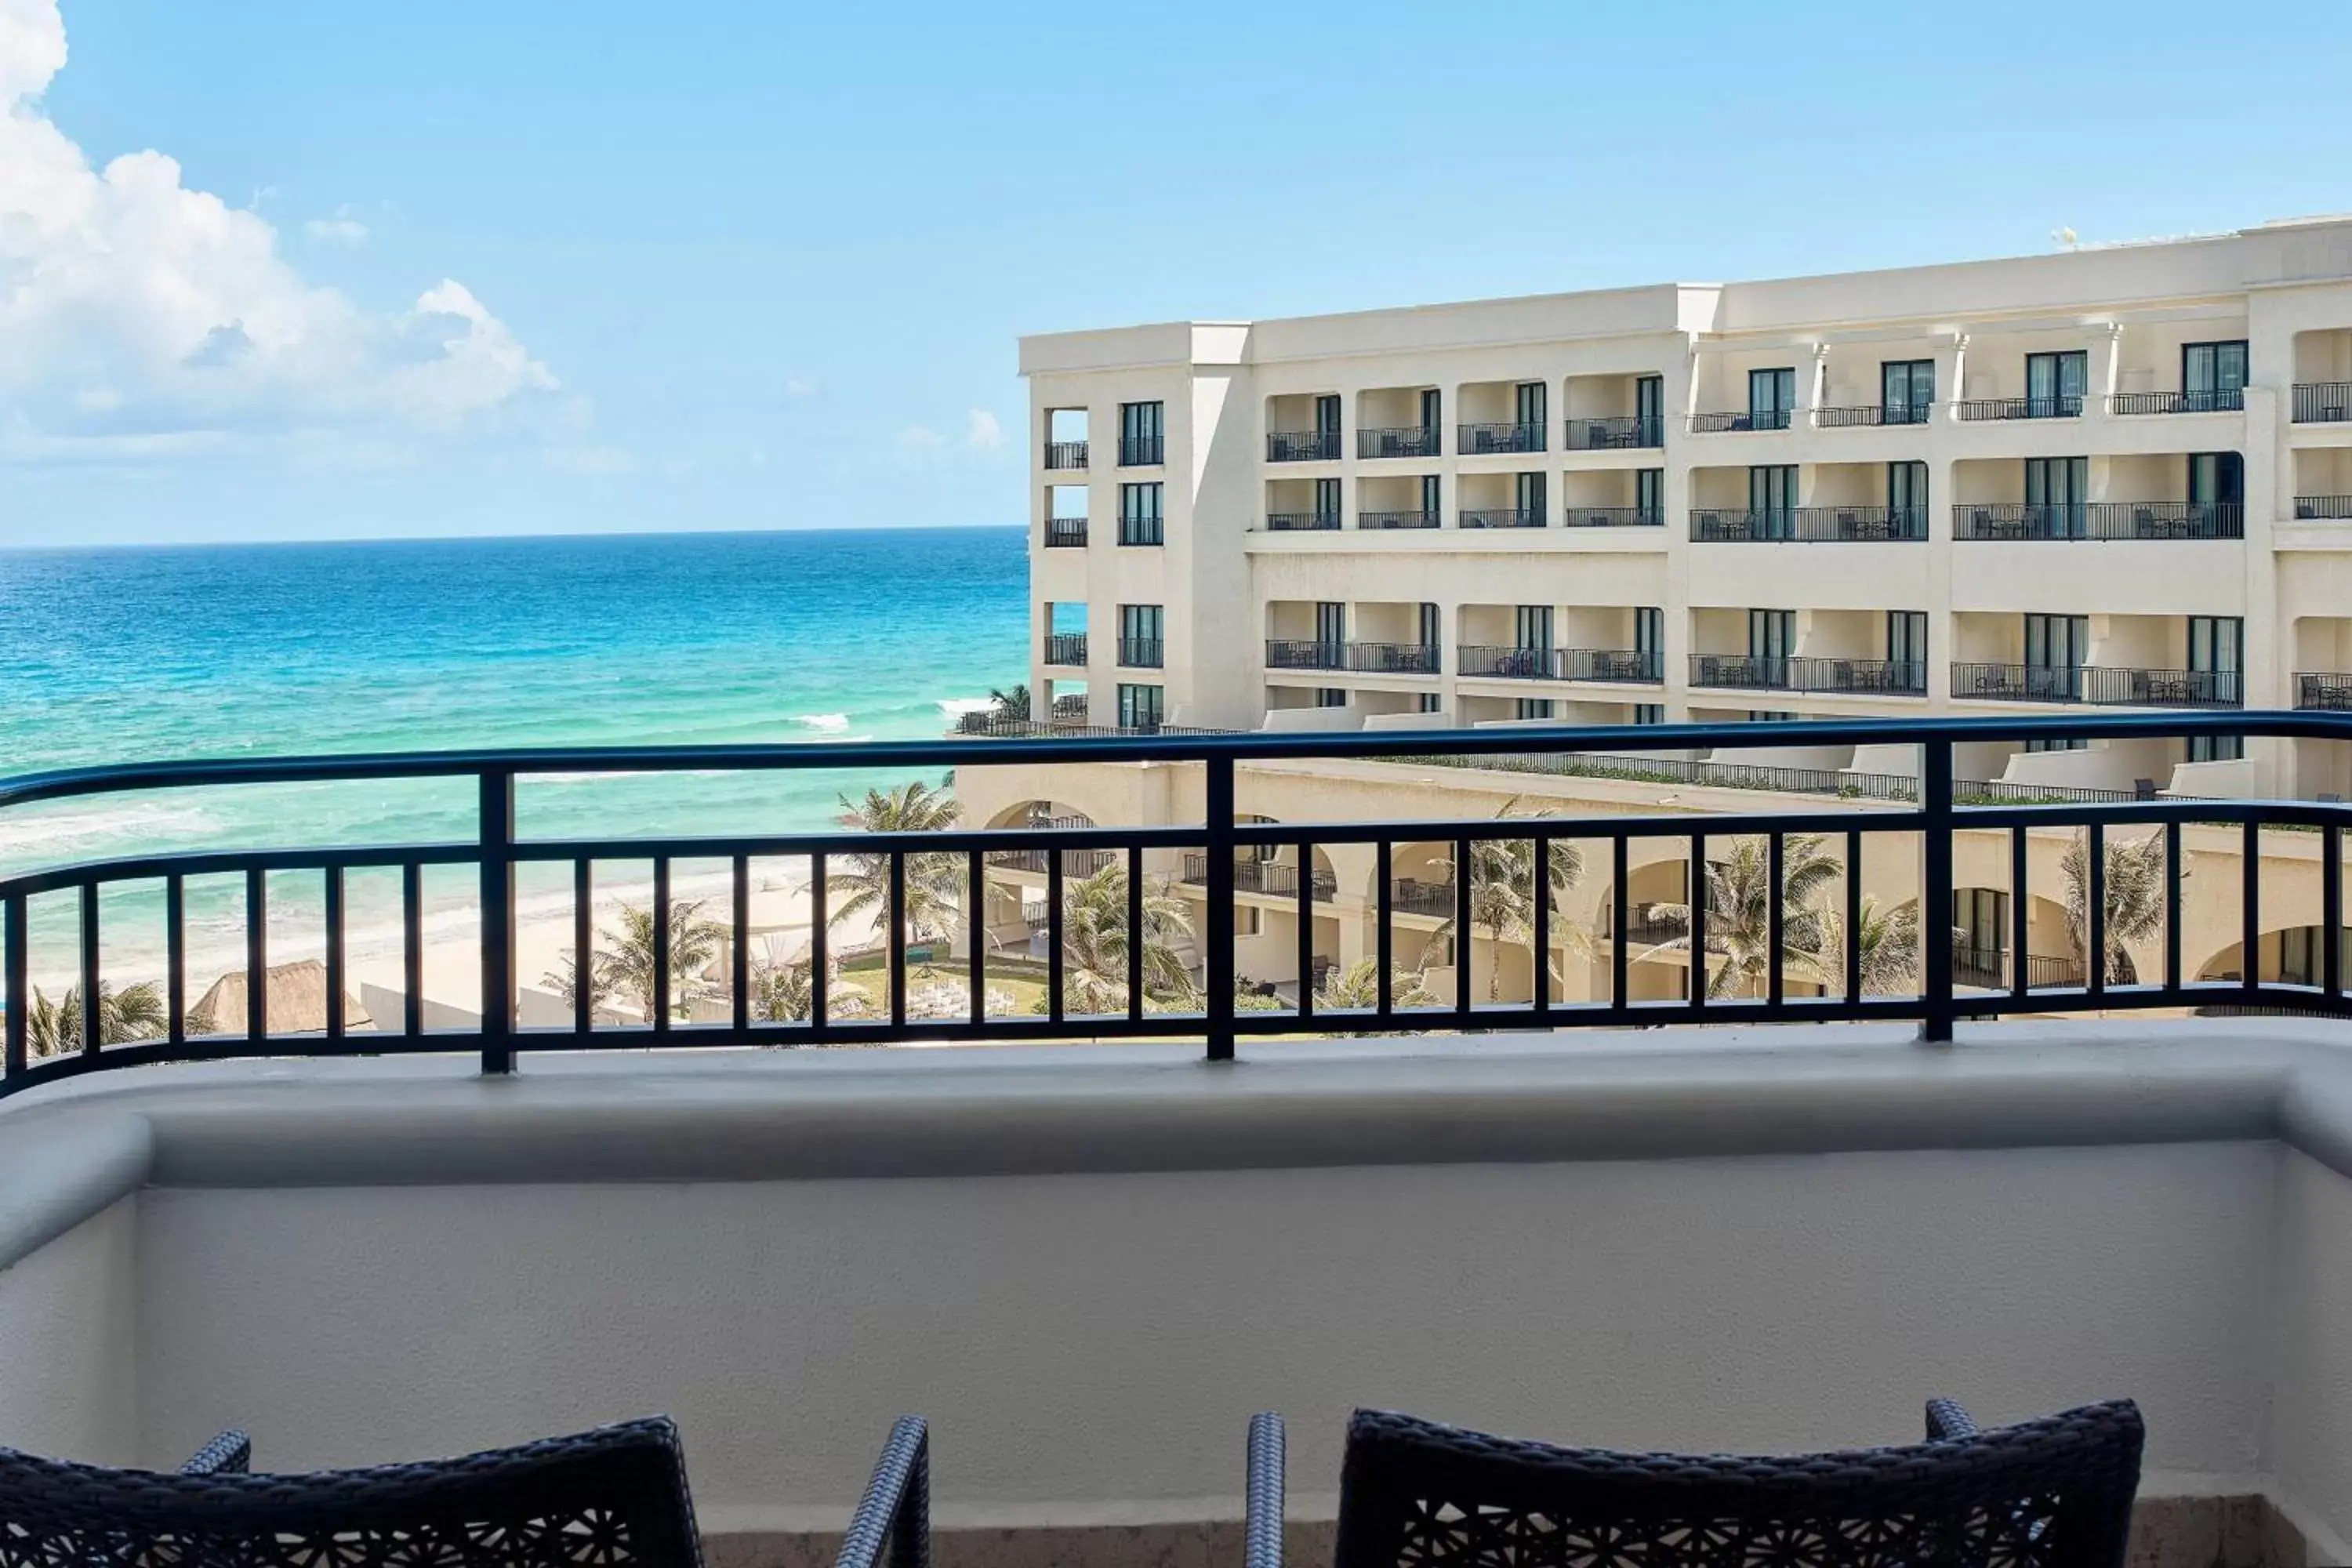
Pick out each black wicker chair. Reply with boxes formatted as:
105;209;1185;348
1243;1399;2142;1568
0;1413;929;1568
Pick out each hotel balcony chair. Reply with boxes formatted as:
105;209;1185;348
0;1414;931;1568
1243;1400;2143;1568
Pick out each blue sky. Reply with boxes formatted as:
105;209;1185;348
5;0;2350;546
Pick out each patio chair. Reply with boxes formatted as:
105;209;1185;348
0;1414;931;1568
1243;1399;2142;1568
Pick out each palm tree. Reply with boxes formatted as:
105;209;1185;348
1428;800;1589;1001
747;953;870;1024
1314;956;1443;1011
1817;896;1922;998
24;981;170;1057
1646;833;1844;1000
828;781;964;947
543;898;726;1023
988;684;1029;722
2061;829;2170;985
1056;862;1196;1014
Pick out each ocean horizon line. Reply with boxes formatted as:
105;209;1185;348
0;521;1027;557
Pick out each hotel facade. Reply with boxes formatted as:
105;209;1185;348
1019;216;2352;801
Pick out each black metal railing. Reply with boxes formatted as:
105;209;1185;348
1812;404;1935;428
1119;517;1164;546
1457;421;1546;455
1266;641;1439;674
1951;663;2243;708
2295;496;2352;521
1562;506;1665;528
1117;638;1164;669
2298;673;2352;711
1457;646;1662;684
1689;409;1793;433
1264;513;1341;532
1563;415;1663;450
1690;506;1928;543
1690;654;1790;690
3;712;2347;1087
1784;656;1927;695
2107;390;2244;416
1181;853;1335;902
1951;503;2243;541
2293;383;2352;423
1267;430;1341;462
1458;508;1545;529
1044;518;1088;548
1044;440;1089;470
1952;946;2083;991
1357;426;1442;459
1043;633;1088;666
1118;437;1163;466
1954;396;2082;421
1358;510;1439;530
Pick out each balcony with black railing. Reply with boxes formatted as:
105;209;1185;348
1356;426;1442;460
1950;663;2244;708
1784;656;1928;697
2298;673;2352;712
1180;852;1336;902
1117;638;1164;669
1563;415;1663;451
1358;510;1439;530
1690;506;1927;543
1562;506;1665;529
1044;518;1089;548
1118;436;1163;466
1457;421;1546;456
1043;633;1088;666
1951;503;2244;541
2294;496;2352;521
1811;404;1935;428
1044;439;1089;470
1688;408;1793;434
1953;946;2085;991
2292;383;2352;423
1265;640;1439;675
1457;645;1661;684
1690;654;1791;691
2107;390;2245;416
1954;395;2082;421
1266;430;1341;463
1264;512;1341;532
1458;508;1545;530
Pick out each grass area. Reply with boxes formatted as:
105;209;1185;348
837;952;1052;1017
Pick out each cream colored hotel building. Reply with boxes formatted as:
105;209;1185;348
1018;215;2352;801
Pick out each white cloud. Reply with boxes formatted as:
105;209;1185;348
0;0;557;459
964;408;1003;450
783;377;818;398
304;205;370;245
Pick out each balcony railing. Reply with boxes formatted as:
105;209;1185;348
1688;409;1792;433
1784;656;1928;696
1457;421;1545;455
2294;496;2352;521
1812;404;1934;428
1950;663;2244;708
1356;426;1442;459
1563;415;1663;450
2107;390;2245;416
1562;506;1665;529
1266;640;1440;674
2;712;2347;1075
1118;437;1163;466
1264;513;1341;532
1953;946;2085;991
1457;645;1662;684
1044;440;1089;469
1043;633;1087;666
1181;852;1335;902
1951;503;2244;541
1690;654;1790;691
1266;430;1341;463
1954;396;2082;420
1458;508;1545;529
1358;510;1439;530
2292;383;2352;423
1044;518;1088;548
2298;673;2352;711
1117;638;1164;669
1690;506;1927;543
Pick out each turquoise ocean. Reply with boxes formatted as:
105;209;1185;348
0;528;1029;984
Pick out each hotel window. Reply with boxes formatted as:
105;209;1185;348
1418;692;1443;713
2024;457;2088;537
2183;340;2249;412
1118;401;1163;466
1314;477;1342;524
1748;367;1796;430
1886;611;1927;680
1317;688;1348;708
2188;616;2245;757
2187;452;2245;514
1882;359;1935;423
2024;350;2088;417
1118;604;1163;668
1748;464;1798;537
1514;381;1546;432
1418;603;1441;652
1315;601;1347;651
1953;888;2008;967
1515;605;1553;653
1748;608;1795;662
1635;607;1663;678
1116;682;1163;731
1118;482;1163;546
1635;467;1664;524
1750;710;1798;722
1516;699;1555;720
1635;376;1664;442
1419;474;1441;521
1515;471;1546;523
1634;703;1664;725
1419;387;1442;438
1888;461;1928;530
